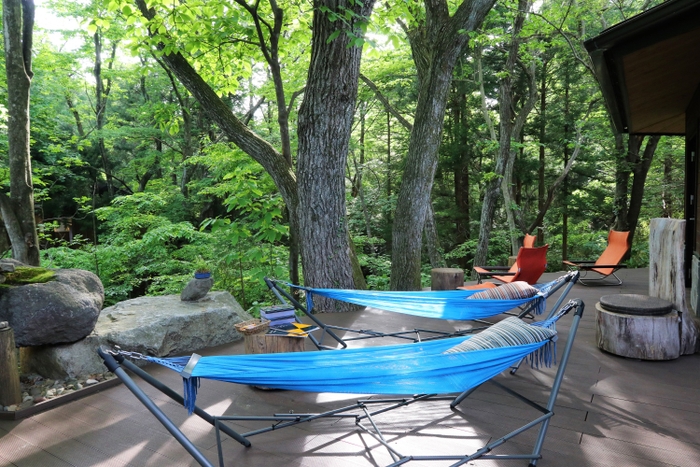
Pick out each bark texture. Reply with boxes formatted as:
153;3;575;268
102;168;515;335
296;0;375;310
2;0;39;265
472;0;531;275
649;218;698;355
391;0;496;290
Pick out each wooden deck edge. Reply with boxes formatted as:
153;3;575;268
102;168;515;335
0;377;122;421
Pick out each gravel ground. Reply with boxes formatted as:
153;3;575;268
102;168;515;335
1;372;116;412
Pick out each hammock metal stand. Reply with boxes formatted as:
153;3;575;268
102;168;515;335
98;299;584;467
264;272;579;350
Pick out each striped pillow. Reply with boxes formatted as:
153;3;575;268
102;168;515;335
444;317;555;354
467;281;538;300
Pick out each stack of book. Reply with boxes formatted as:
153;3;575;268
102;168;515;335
260;304;297;327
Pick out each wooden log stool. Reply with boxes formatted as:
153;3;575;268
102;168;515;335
431;268;465;290
596;294;680;360
234;319;304;355
235;318;305;390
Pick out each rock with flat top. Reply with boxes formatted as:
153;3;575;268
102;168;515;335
21;291;252;379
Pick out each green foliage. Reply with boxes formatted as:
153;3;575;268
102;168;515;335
3;0;685;310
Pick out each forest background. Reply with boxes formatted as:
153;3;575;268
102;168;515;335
0;0;683;315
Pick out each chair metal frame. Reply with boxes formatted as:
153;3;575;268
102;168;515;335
98;299;585;467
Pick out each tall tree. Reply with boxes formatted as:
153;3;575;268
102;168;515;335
129;0;374;304
613;134;660;246
472;0;534;273
1;0;39;265
296;0;375;308
390;0;496;290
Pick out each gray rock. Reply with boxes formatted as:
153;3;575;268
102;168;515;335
180;276;214;301
0;268;104;346
21;291;252;379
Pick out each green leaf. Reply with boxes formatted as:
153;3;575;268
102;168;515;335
327;30;341;43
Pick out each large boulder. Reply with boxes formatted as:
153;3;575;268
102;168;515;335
21;291;252;379
0;268;104;346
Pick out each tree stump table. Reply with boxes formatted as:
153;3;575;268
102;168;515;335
235;318;304;390
431;268;464;290
235;319;304;355
596;294;680;360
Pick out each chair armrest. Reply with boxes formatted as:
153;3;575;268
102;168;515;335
477;271;517;277
477;265;512;271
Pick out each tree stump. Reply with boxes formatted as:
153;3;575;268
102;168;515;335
431;268;464;290
596;302;680;360
244;334;305;354
649;218;699;355
235;319;305;354
0;322;21;407
235;318;304;390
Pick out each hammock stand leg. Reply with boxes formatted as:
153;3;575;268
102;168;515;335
114;356;251;448
527;298;584;466
97;349;217;467
396;299;585;467
212;394;453;466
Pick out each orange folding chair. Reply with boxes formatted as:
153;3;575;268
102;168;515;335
563;230;630;286
472;244;549;286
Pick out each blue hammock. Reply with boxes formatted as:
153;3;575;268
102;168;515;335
145;311;565;415
269;274;574;321
98;299;585;467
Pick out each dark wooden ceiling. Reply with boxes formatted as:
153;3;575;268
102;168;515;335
585;0;700;135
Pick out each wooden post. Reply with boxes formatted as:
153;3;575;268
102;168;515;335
649;218;699;355
431;268;464;290
0;321;22;407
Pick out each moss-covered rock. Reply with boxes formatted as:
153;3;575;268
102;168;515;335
2;266;56;285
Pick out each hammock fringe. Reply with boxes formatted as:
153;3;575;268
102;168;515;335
183;377;200;415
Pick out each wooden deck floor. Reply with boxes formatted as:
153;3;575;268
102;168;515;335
1;268;699;467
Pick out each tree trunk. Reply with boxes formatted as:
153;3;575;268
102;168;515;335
472;0;531;274
662;153;673;218
2;0;39;266
391;0;496;290
424;203;446;268
649;218;698;356
296;0;375;310
94;34;116;198
454;83;470;246
626;135;660;246
537;60;547;243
